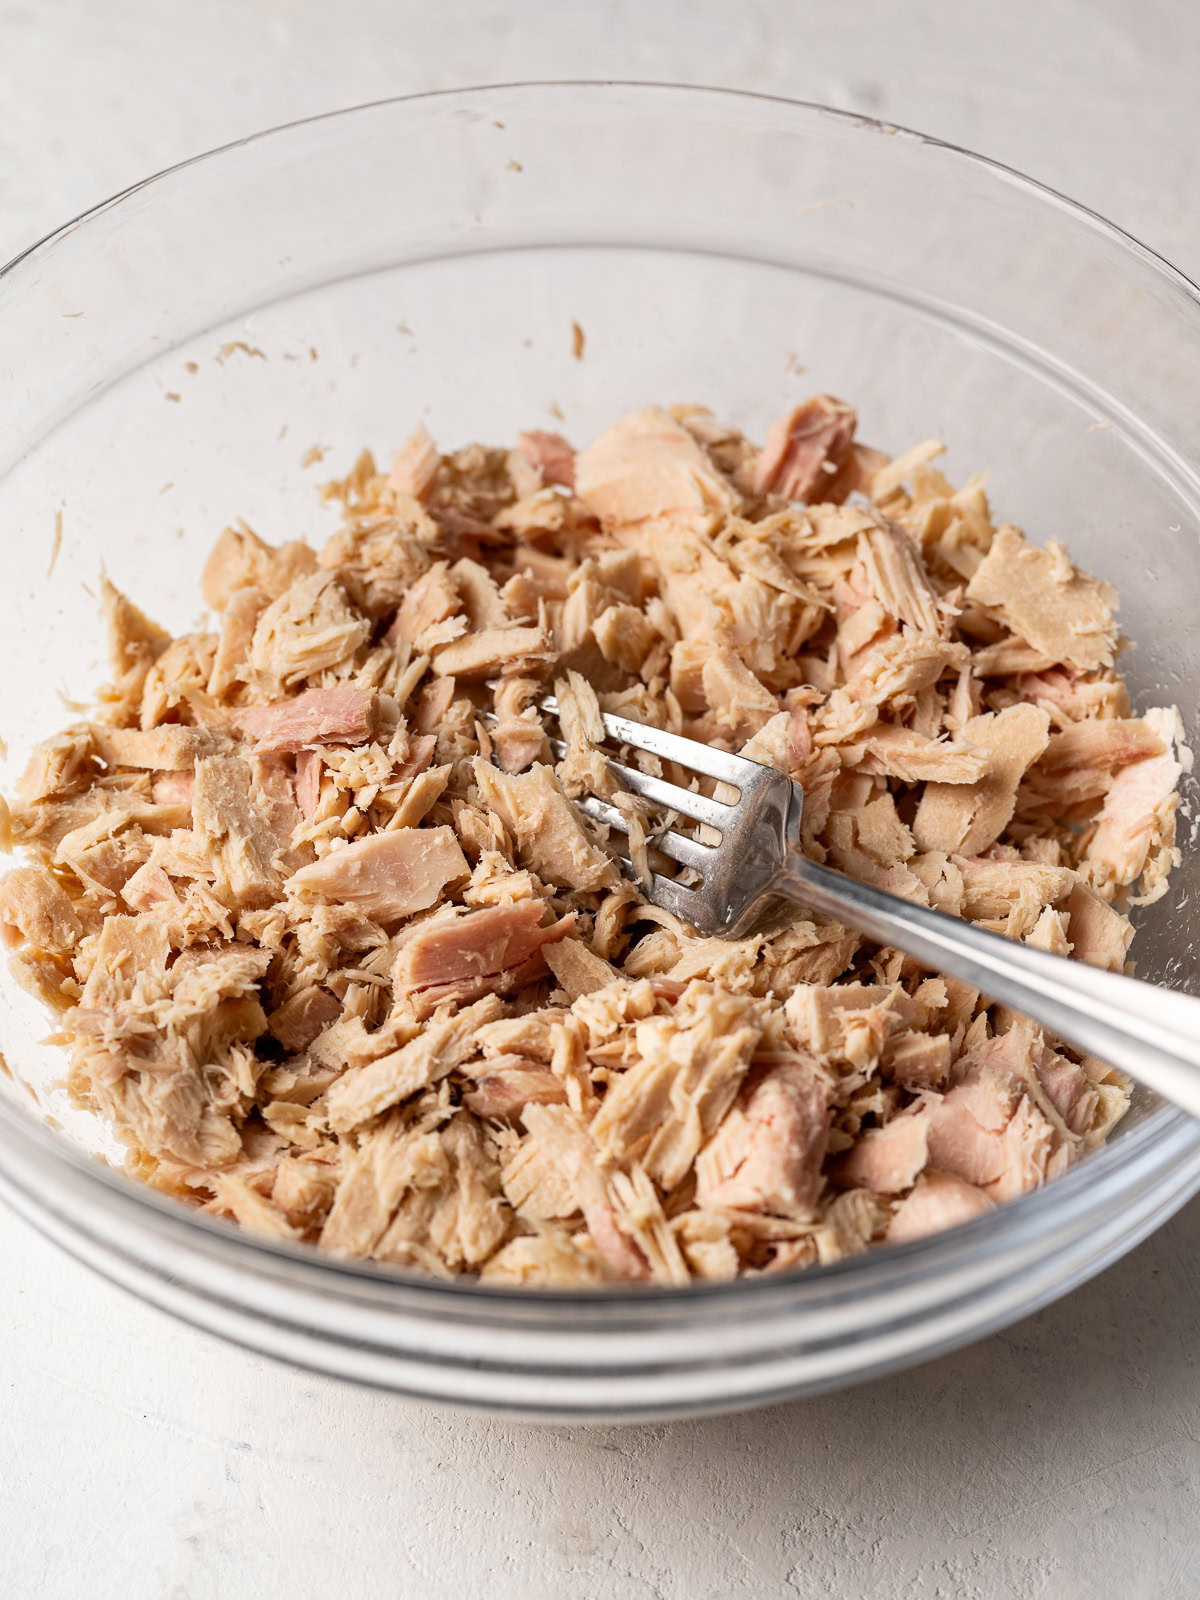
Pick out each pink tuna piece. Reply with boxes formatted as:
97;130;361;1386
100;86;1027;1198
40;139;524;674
286;826;468;923
924;1067;1018;1188
696;1061;830;1217
837;1109;930;1194
516;430;577;489
754;395;857;501
150;770;195;808
412;677;456;735
887;1170;995;1243
394;734;437;786
294;749;322;819
239;687;376;754
463;1058;569;1120
395;900;576;998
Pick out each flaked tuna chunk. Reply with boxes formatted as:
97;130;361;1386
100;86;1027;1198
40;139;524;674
837;1107;930;1193
490;701;546;774
387;423;441;503
501;1102;652;1281
202;524;318;610
463;1057;569;1119
925;1029;1056;1201
857;522;941;635
394;900;575;1000
1039;717;1166;773
1036;1051;1100;1136
151;771;194;808
887;1030;952;1091
1085;707;1181;894
851;724;988;785
272;1151;340;1230
208;584;267;694
575;406;738;532
100;578;170;708
451;557;510;631
701;646;778;741
1065;880;1132;971
386;562;461;650
249;572;370;688
473;758;619;893
90;723;226;772
965;524;1118;671
431;625;551;678
590;985;762;1190
412;675;456;736
320;1100;499;1260
925;1073;1016;1188
1018;665;1128;724
17;729;94;806
294;749;322;819
287;825;468;923
267;985;342;1052
986;1096;1055;1202
849;635;968;708
193;754;285;909
517;429;576;489
695;1058;830;1218
374;1112;510;1272
0;866;82;951
542;937;620;1000
239;686;377;753
393;734;437;787
120;861;178;915
887;1170;995;1243
592;603;658;675
955;856;1074;924
324;993;503;1133
913;702;1050;855
753;395;857;502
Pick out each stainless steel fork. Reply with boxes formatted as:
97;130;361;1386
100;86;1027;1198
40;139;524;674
536;696;1200;1120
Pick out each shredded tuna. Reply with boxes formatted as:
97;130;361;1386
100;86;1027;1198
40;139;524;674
516;430;576;489
288;827;468;923
239;686;377;753
965;524;1118;671
753;396;857;502
394;900;575;1006
887;1170;996;1242
0;395;1180;1285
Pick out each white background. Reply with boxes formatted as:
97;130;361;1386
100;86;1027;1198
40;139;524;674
2;3;1199;1596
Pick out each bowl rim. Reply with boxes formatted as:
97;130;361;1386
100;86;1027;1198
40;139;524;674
1;78;1198;1309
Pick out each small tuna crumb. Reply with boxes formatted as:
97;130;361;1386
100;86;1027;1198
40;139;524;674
571;321;585;360
217;341;267;362
48;510;63;577
300;444;327;467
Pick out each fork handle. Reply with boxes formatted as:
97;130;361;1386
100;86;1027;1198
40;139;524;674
776;851;1200;1120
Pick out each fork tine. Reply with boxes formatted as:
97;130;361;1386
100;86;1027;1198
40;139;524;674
540;696;753;787
639;874;703;924
603;757;732;830
572;791;716;872
545;738;732;831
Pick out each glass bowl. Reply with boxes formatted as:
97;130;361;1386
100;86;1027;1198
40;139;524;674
0;82;1198;1421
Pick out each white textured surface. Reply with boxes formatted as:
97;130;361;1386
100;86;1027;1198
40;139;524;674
1;4;1199;1595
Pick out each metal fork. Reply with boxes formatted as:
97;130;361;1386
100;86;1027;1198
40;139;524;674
534;696;1200;1120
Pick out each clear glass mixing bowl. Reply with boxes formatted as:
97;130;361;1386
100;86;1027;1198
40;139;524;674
1;83;1198;1420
